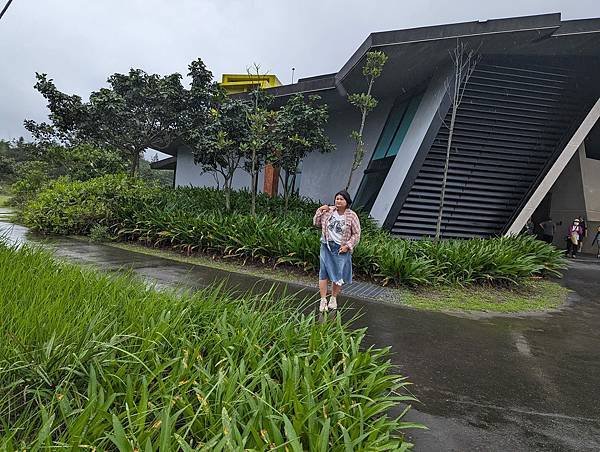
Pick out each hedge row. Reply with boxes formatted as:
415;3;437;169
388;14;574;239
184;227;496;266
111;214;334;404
23;175;566;286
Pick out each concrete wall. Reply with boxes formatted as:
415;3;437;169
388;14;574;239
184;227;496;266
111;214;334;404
579;143;600;254
581;144;600;222
173;97;394;204
548;148;586;248
174;145;264;191
298;98;394;203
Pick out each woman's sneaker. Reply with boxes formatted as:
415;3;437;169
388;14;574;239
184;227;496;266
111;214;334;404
328;296;337;310
319;298;328;312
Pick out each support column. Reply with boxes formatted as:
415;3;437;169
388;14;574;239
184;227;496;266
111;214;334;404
263;164;280;197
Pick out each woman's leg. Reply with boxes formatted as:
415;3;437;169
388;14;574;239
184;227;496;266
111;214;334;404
568;241;576;257
332;283;342;297
319;279;329;298
327;282;342;310
318;279;330;312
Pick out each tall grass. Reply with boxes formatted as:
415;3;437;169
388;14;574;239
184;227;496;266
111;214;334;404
22;175;566;287
0;242;419;449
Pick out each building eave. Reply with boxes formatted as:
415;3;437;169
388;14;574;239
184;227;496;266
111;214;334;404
258;12;600;103
150;156;177;170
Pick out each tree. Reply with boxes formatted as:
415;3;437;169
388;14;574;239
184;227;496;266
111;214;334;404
25;60;213;176
2;138;128;182
187;95;251;211
345;51;388;191
244;64;275;216
0;141;17;186
2;139;129;205
43;143;128;181
273;94;334;209
435;41;480;240
244;107;277;216
0;139;48;190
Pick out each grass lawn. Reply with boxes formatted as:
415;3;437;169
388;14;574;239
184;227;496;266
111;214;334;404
0;195;10;207
1;242;418;449
108;240;567;314
397;279;569;313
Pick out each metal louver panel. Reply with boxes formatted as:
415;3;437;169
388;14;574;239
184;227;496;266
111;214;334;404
391;59;589;239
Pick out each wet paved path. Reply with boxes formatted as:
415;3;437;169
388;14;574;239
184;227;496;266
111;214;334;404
2;212;599;451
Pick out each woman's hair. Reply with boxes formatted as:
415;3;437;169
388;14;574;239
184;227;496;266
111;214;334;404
334;190;352;207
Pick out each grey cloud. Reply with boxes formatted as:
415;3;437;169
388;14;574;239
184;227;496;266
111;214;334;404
1;0;599;140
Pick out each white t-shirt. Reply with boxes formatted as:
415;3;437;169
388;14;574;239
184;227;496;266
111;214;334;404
327;211;346;245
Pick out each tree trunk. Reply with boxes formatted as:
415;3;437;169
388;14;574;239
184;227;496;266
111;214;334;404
345;164;355;191
224;180;231;212
251;148;257;216
346;78;374;190
283;170;290;212
130;150;141;177
291;172;297;195
435;106;457;241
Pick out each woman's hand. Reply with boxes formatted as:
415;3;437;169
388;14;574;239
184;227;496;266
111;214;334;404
339;245;349;254
319;205;330;213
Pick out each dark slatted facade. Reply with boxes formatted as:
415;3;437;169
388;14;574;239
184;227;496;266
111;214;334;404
391;59;591;239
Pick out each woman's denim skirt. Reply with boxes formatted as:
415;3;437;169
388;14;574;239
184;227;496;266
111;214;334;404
319;241;352;285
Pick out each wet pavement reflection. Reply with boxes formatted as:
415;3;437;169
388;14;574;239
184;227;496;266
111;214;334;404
2;213;599;451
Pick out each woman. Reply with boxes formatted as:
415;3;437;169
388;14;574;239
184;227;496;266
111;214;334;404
313;190;361;312
577;216;587;253
566;218;581;258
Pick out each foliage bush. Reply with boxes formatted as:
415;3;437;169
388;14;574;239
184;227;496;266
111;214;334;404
8;161;49;206
22;176;566;286
89;223;112;242
0;242;418;449
3;141;132;207
23;174;160;235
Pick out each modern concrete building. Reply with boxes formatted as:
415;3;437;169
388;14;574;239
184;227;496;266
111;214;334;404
153;13;600;251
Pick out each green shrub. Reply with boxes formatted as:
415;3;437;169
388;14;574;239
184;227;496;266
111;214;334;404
22;176;566;286
0;242;418;449
89;223;112;242
23;174;160;235
8;161;49;206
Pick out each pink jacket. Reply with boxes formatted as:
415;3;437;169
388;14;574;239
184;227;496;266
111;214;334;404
569;225;582;240
313;206;361;251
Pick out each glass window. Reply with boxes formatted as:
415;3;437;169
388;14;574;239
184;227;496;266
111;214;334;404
353;157;395;212
372;94;422;160
386;95;422;157
372;102;407;160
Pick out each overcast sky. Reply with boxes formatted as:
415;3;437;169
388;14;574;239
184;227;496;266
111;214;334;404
1;0;599;144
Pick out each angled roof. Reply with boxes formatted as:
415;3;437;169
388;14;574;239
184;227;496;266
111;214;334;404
156;13;600;156
150;155;177;170
263;13;600;105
